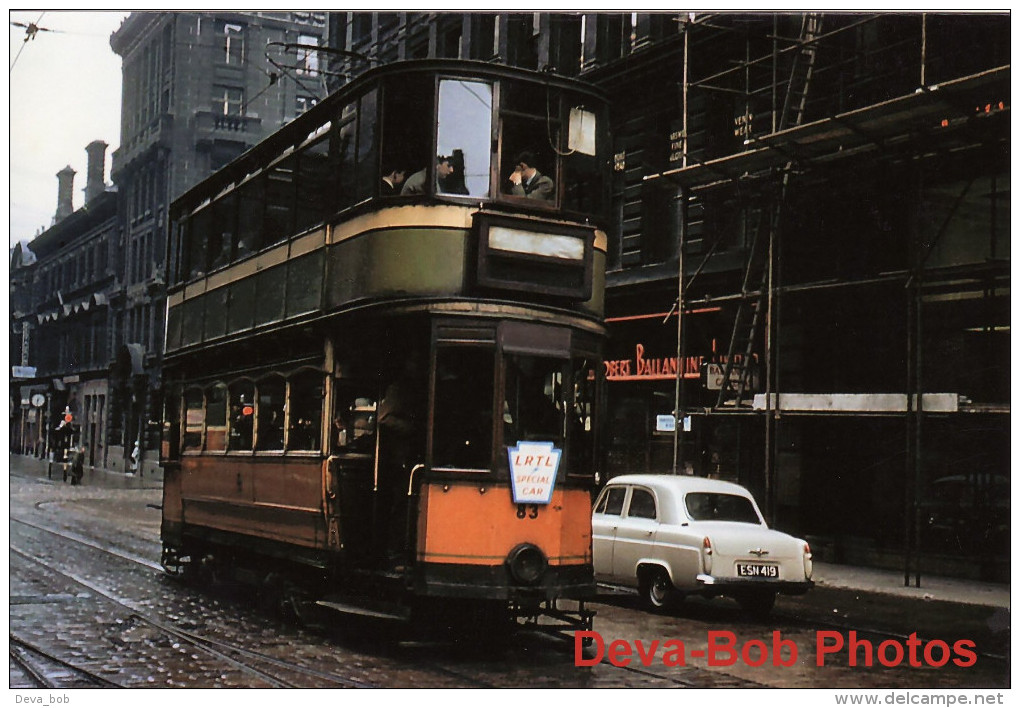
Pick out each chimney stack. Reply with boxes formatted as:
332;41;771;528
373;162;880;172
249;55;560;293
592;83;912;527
55;166;76;221
85;140;108;205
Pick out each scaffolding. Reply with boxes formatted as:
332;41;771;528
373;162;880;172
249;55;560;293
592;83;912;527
645;13;1009;584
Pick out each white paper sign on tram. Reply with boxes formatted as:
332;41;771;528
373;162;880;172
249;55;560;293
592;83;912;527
507;441;562;505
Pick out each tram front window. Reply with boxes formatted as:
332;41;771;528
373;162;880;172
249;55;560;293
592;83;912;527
432;347;494;469
436;79;492;198
503;356;565;446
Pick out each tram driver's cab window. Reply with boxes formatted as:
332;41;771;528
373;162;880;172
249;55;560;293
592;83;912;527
503;356;565;445
432;346;494;469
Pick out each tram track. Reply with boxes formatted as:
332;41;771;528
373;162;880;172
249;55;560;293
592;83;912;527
10;634;122;689
12;514;684;687
9;534;376;688
10;515;535;687
16;508;1003;687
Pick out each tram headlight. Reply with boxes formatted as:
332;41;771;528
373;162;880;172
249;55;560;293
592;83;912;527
506;543;547;585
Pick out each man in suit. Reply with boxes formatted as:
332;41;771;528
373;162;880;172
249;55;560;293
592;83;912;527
402;156;454;195
508;151;554;201
380;163;407;196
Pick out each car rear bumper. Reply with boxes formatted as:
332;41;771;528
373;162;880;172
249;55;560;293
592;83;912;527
696;574;814;595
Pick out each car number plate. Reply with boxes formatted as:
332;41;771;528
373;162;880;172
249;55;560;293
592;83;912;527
736;563;778;578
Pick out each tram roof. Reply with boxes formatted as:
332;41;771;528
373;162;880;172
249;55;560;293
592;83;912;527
172;59;608;216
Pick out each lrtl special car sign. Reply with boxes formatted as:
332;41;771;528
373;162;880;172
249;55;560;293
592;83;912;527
507;441;561;505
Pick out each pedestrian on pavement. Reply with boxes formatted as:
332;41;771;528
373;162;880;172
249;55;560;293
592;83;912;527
129;440;140;474
70;444;86;486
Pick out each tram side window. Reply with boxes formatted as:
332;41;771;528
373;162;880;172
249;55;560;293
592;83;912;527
256;375;286;451
228;380;255;451
206;383;228;452
436;79;492;198
380;76;433;197
236;176;264;258
188;207;212;280
503;355;565;446
294;136;334;233
170;218;189;285
182;388;204;452
354;89;378;204
433;346;494;470
264;156;297;247
562;138;602;216
499;82;559;205
288;370;324;451
334;106;357;210
209;191;237;270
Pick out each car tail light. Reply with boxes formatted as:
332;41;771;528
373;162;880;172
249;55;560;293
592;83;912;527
702;536;713;574
803;541;813;580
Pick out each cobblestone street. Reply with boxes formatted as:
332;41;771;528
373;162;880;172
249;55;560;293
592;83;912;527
9;457;1009;691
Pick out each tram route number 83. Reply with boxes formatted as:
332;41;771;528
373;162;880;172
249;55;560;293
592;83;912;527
517;504;541;519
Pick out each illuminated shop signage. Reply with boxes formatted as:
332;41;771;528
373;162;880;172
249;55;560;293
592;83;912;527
604;343;757;384
604;343;701;381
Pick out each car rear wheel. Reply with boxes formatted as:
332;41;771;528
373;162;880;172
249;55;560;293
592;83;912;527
737;591;776;619
640;567;676;611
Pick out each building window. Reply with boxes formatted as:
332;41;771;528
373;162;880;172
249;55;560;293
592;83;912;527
296;34;319;75
351;12;373;45
222;22;244;64
213;85;244;116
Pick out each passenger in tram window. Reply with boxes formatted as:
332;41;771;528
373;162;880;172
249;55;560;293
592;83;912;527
438;149;469;195
289;417;315;450
380;162;407;196
260;409;285;450
209;232;232;270
508;151;555;201
230;402;254;450
401;155;454;195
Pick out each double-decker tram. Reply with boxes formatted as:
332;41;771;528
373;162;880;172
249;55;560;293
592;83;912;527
159;60;610;636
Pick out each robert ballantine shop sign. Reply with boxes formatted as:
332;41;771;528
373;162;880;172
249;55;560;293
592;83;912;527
604;342;757;385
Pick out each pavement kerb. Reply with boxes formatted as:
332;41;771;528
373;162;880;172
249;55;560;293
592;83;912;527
810;561;1008;610
12;452;162;489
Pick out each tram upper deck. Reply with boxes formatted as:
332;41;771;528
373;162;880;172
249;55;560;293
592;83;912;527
164;60;610;357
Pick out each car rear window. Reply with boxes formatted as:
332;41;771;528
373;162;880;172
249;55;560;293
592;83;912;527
684;492;761;524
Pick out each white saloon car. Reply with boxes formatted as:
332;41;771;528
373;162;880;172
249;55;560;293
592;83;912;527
592;475;813;616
